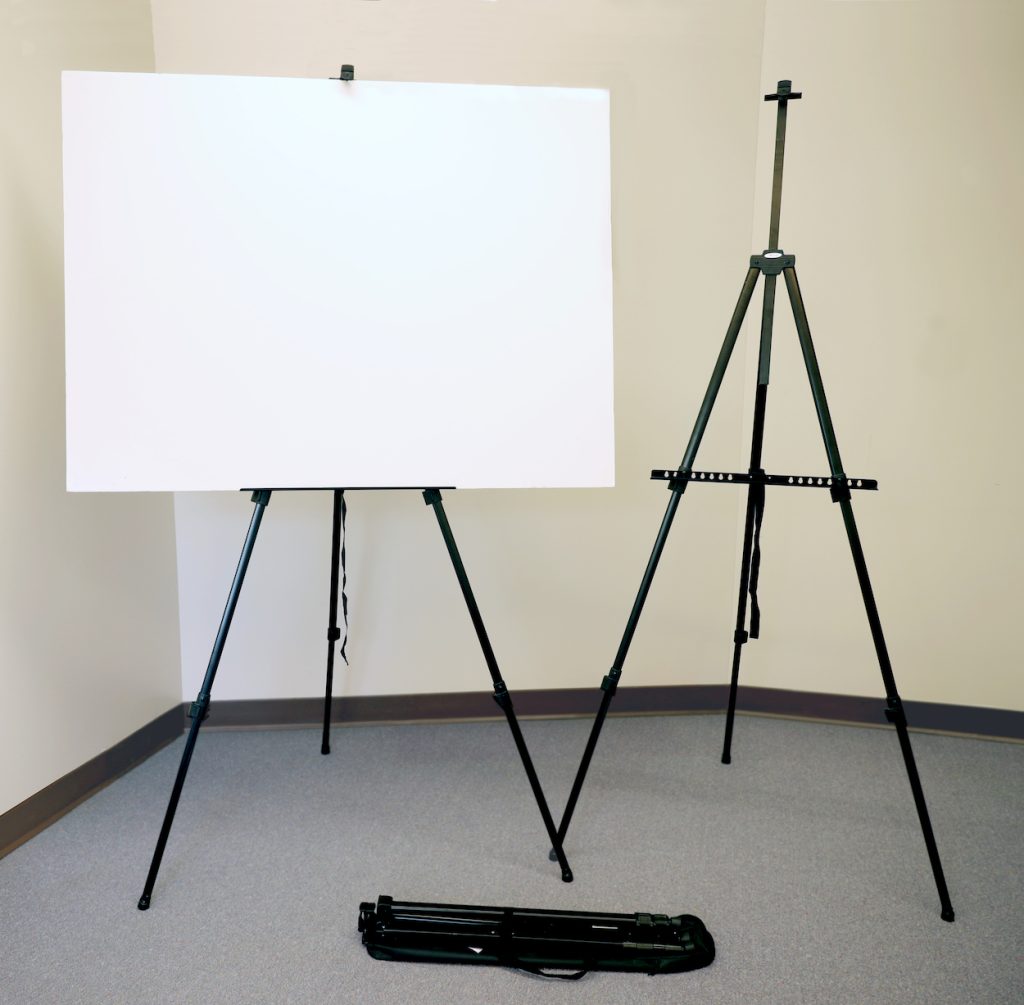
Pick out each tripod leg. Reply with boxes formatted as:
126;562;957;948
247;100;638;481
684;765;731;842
722;270;779;763
783;266;954;922
321;490;345;755
721;450;761;764
423;489;574;883
137;490;272;910
554;268;761;853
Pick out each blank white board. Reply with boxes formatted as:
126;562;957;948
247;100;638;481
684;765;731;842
62;72;614;491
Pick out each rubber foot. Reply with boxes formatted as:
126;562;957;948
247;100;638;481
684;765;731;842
721;753;731;765
320;745;330;755
941;907;955;923
561;868;573;883
548;847;558;862
137;894;151;911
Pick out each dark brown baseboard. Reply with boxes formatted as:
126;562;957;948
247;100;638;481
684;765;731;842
204;684;1024;742
0;704;183;860
3;686;1019;862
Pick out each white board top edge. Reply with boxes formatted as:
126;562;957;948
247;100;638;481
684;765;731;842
61;69;609;102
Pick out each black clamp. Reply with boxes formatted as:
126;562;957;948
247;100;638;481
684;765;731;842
188;694;211;721
327;626;342;642
884;696;907;728
601;668;622;694
250;489;271;506
830;476;852;503
667;472;689;494
734;629;748;645
357;902;375;933
492;681;512;710
751;250;796;275
423;488;442;506
331;64;355;81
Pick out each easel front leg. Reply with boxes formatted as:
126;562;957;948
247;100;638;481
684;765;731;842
555;267;761;853
321;489;346;755
837;495;955;921
721;464;762;764
723;264;778;763
137;490;272;910
551;490;681;859
423;489;573;883
784;266;954;922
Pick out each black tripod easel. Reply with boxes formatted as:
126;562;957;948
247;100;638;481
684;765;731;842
137;63;572;910
137;487;573;910
551;80;955;922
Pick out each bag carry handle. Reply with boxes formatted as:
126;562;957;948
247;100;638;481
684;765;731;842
514;964;588;981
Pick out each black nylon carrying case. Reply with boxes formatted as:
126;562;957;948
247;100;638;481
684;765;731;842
358;896;715;978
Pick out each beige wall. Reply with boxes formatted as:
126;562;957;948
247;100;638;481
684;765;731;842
162;0;766;702
159;1;1022;712
0;0;182;817
738;0;1024;709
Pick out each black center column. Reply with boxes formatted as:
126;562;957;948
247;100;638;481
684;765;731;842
720;80;799;763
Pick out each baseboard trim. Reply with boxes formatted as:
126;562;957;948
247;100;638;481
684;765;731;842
0;705;183;860
4;686;1018;860
203;684;1023;742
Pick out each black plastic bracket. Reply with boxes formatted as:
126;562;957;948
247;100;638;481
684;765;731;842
751;251;796;275
423;488;442;506
331;64;355;81
187;695;210;721
830;477;852;503
250;489;271;506
884;696;907;728
601;668;622;694
734;629;749;645
327;627;342;642
492;681;512;711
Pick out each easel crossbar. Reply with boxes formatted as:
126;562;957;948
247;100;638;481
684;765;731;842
651;469;878;491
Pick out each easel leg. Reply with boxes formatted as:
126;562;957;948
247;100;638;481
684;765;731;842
423;489;573;883
721;463;761;764
321;490;345;755
137;490;272;910
723;271;779;762
553;268;761;853
549;492;680;860
838;497;956;921
784;266;954;922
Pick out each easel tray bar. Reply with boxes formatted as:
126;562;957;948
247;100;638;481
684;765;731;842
650;469;878;491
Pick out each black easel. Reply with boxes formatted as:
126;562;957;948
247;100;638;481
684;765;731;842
138;64;572;910
552;80;954;922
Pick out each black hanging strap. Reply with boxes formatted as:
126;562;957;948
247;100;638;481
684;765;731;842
748;473;766;639
339;490;349;664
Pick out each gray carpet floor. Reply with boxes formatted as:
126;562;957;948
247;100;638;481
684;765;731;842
1;713;1021;1004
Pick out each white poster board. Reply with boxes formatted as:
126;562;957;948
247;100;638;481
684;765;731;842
62;72;614;491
